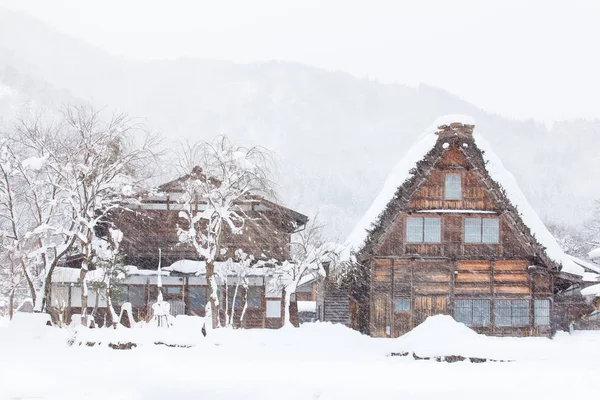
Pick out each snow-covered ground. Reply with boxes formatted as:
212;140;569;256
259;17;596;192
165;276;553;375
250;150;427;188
1;315;599;400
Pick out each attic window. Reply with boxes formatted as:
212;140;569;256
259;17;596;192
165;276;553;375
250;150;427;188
464;218;499;243
406;217;441;243
445;173;462;199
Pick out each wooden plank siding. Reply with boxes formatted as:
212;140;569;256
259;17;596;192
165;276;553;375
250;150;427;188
369;257;552;337
356;134;564;338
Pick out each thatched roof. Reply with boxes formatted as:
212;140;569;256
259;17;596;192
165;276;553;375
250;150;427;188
347;115;583;277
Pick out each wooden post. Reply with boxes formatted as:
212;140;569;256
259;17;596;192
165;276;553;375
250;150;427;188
529;269;534;336
490;260;495;335
390;258;395;337
449;259;455;318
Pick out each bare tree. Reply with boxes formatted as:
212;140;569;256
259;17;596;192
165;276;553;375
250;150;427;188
176;135;274;330
0;106;161;323
276;219;340;327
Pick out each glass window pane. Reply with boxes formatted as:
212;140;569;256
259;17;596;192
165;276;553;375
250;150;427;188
189;286;206;310
445;173;462;199
423;218;441;243
482;218;499;243
247;287;262;309
465;218;482;243
266;300;281;318
494;300;512;326
394;299;411;312
128;286;146;307
406;217;424;243
473;299;491;326
534;299;550;326
455;299;473;325
166;286;182;295
512;300;529;326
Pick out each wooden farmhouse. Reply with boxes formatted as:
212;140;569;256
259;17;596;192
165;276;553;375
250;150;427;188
51;167;309;328
337;116;591;338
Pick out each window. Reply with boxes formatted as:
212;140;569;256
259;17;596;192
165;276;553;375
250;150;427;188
445;173;462;199
534;299;550;326
455;299;490;326
494;300;529;327
166;286;182;295
128;286;146;307
189;286;207;310
266;300;281;318
394;299;411;312
247;287;262;309
406;217;441;243
464;218;499;243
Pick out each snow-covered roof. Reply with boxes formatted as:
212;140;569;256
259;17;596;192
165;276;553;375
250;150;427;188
567;255;600;275
581;283;600;297
163;260;207;275
345;115;584;277
589;247;600;260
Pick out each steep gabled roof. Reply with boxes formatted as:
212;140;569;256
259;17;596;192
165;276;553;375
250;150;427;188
147;167;308;229
346;115;584;277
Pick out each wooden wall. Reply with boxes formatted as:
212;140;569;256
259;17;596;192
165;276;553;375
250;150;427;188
370;258;553;338
378;213;531;259
113;206;293;269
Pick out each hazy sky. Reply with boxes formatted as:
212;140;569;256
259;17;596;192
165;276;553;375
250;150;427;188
1;0;599;123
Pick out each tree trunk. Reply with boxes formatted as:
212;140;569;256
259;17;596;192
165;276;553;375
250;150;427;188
283;279;300;327
205;260;219;329
80;266;88;327
20;260;36;309
9;289;14;320
240;280;249;327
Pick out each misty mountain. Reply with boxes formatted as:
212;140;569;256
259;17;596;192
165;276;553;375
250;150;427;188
0;7;598;239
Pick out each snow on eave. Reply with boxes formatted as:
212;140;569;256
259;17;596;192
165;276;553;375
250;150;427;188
581;283;600;297
473;133;584;277
567;254;600;275
589;247;600;260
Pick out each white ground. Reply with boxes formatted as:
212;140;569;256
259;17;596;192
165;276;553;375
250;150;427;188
1;314;599;400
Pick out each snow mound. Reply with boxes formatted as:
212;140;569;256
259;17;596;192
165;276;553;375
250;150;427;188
589;247;600;260
395;315;483;357
394;315;552;360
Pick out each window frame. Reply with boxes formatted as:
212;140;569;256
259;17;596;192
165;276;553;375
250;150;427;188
464;217;500;244
266;299;282;318
454;299;491;327
188;286;207;310
534;299;551;326
494;299;530;327
406;217;441;243
444;173;462;200
246;286;263;310
394;298;411;312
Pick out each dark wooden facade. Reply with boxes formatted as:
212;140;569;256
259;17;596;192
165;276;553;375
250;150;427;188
52;169;308;328
348;122;579;338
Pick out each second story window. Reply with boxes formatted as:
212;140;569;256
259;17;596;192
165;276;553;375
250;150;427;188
445;173;462;199
406;217;441;243
464;218;499;243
